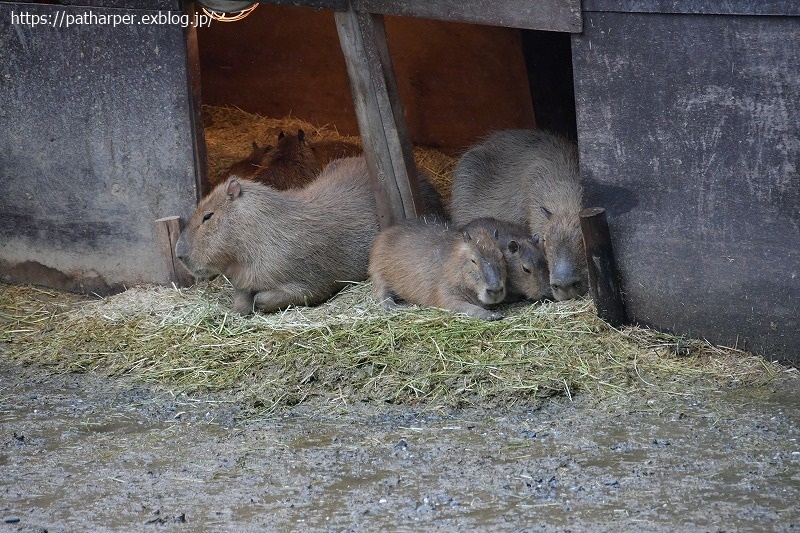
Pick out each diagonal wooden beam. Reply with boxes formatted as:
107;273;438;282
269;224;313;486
334;6;423;228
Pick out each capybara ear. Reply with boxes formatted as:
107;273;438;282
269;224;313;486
463;231;473;243
540;206;553;220
226;179;243;200
508;240;520;254
278;131;285;140
297;129;305;143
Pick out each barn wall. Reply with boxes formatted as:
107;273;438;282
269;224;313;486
572;6;799;362
196;4;536;152
0;1;203;294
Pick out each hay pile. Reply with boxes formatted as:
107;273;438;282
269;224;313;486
203;105;455;199
1;107;787;412
1;281;782;413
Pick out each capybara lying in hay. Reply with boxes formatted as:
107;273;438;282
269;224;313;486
177;157;447;314
450;129;588;301
253;129;321;190
177;157;379;314
369;218;507;320
460;217;552;303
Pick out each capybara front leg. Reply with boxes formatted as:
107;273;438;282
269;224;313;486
232;288;257;315
253;288;308;313
446;299;505;321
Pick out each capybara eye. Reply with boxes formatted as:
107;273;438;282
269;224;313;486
202;212;214;223
522;266;531;273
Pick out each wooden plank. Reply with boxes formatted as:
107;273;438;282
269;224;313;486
580;207;629;327
334;7;423;227
352;0;583;32
572;11;799;361
154;217;194;288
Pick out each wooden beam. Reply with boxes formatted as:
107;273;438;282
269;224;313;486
580;207;629;327
155;216;194;288
334;7;423;227
353;0;583;32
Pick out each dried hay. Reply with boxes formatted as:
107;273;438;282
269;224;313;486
1;281;787;414
203;105;455;199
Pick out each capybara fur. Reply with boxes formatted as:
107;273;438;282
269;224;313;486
253;129;321;190
368;218;507;320
460;217;552;302
450;129;588;301
223;141;272;181
310;139;363;167
176;156;379;314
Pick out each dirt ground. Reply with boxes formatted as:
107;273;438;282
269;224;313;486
1;358;798;532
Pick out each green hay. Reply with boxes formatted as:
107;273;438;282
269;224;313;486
0;281;785;412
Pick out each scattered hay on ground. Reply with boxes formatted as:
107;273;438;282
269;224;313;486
203;105;455;199
1;282;785;414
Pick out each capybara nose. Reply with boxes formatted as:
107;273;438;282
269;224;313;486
487;286;504;297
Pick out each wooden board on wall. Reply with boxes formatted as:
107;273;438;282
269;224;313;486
196;4;535;152
0;2;202;295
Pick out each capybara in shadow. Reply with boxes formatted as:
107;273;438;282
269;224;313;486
310;139;363;167
450;129;588;301
253;129;321;190
176;157;379;314
460;217;552;302
368;218;507;320
223;141;271;181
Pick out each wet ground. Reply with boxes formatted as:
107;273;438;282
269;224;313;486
1;361;798;532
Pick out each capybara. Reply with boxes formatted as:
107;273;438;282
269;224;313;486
253;129;321;190
176;156;379;314
368;218;507;320
223;141;271;181
310;139;363;167
450;129;588;301
460;217;552;302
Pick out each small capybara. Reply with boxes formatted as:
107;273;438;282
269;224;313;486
368;218;507;320
460;217;552;302
253;129;321;190
176;156;379;314
450;129;588;301
223;141;271;181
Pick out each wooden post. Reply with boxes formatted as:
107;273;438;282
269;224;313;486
580;207;629;327
154;216;194;288
334;6;423;228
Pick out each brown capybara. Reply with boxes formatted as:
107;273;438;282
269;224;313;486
450;129;588;301
368;218;507;320
253;129;321;190
222;141;272;181
310;139;363;167
460;217;552;302
176;157;379;315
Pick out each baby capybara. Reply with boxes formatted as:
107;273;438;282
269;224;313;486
450;129;588;301
223;141;271;181
253;129;321;190
460;217;552;302
176;157;379;314
369;218;507;320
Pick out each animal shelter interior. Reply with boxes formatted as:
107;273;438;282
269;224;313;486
0;0;797;363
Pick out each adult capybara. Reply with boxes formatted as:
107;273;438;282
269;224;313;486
223;141;272;181
460;217;552;302
253;129;321;190
176;157;379;314
450;129;588;301
369;218;507;320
